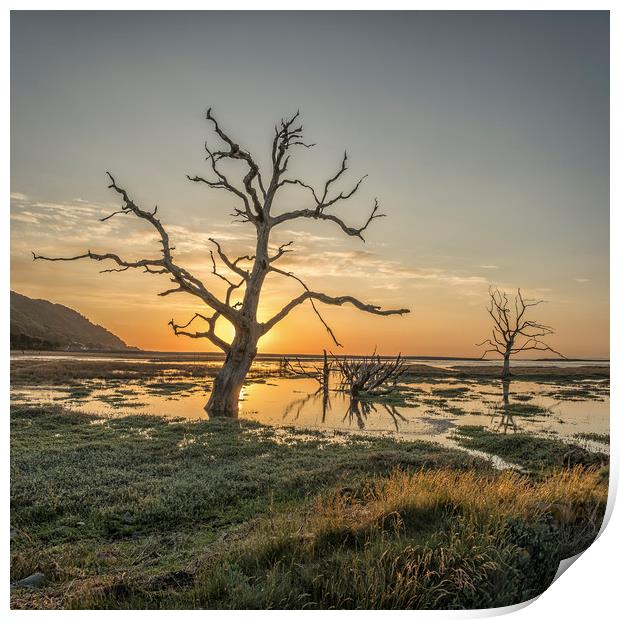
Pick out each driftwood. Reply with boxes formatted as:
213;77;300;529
33;109;410;416
335;353;406;397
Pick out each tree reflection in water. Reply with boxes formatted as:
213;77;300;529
489;379;518;434
281;390;408;431
343;398;408;431
489;380;564;434
279;356;411;432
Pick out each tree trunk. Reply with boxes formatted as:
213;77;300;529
502;354;511;379
205;226;268;417
205;331;258;417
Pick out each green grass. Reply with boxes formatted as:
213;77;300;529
574;432;610;444
495;403;550;417
431;386;470;398
11;405;607;609
454;425;609;473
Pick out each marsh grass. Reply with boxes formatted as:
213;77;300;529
545;387;607;402
52;468;604;609
11;405;607;609
574;432;610;444
511;394;534;402
431;386;470;399
93;395;143;408
454;426;609;473
443;405;469;416
492;403;550;417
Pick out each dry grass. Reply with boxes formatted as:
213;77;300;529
173;467;607;610
243;467;606;554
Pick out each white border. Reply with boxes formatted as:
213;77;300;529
3;3;615;617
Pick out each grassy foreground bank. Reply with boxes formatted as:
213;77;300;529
11;405;607;609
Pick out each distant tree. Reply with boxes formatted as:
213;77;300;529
477;287;563;379
34;109;410;416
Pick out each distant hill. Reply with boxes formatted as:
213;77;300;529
10;291;136;351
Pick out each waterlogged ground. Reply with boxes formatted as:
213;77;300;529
10;353;610;609
10;354;610;457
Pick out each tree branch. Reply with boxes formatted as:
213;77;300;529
272;198;384;241
33;173;240;326
267;265;344;346
269;240;294;263
261;266;410;341
168;312;230;353
209;238;252;280
205;108;265;219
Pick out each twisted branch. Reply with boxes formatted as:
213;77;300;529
32;174;239;323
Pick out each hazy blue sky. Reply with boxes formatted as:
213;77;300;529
10;11;609;356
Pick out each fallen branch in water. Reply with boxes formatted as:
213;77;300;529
335;352;406;397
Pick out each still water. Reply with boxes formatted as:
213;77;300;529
11;364;609;456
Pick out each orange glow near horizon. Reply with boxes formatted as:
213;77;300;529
10;238;610;359
10;183;610;360
10;12;610;360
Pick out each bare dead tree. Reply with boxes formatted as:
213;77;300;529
477;287;564;379
335;352;406;397
33;109;410;416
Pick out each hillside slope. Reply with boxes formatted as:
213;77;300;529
10;291;134;350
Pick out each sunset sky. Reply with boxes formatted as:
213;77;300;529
10;11;609;357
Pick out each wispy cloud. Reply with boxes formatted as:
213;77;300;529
574;277;591;283
11;193;536;307
10;195;257;259
11;212;40;224
275;229;340;244
273;248;490;296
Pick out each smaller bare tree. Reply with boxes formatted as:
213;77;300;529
335;352;406;397
477;287;564;378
